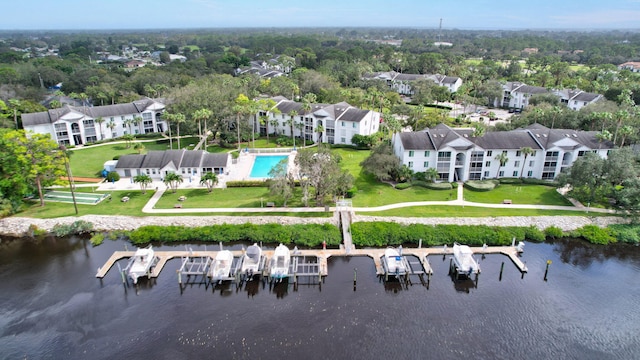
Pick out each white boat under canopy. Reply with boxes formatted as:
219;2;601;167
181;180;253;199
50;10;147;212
127;245;156;284
452;243;480;275
210;250;233;281
270;244;290;280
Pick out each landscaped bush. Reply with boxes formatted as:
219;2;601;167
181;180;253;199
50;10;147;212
105;171;120;182
90;233;105;246
570;225;616;245
51;220;94;237
350;222;543;247
609;224;640;244
395;183;412;190
226;180;269;187
128;223;341;247
346;186;358;198
498;178;522;184
464;180;499;192
522;178;559;187
544;226;565;239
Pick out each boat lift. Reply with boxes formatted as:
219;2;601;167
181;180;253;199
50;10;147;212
177;247;212;290
264;251;325;290
380;254;429;288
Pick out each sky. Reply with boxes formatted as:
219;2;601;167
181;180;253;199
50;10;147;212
2;0;639;31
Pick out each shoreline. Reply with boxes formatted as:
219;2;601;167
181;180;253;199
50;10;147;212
0;214;627;238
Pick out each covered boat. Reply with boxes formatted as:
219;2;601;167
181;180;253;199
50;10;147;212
383;247;407;275
452;243;480;276
127;245;156;284
270;244;290;280
210;250;233;282
241;243;263;277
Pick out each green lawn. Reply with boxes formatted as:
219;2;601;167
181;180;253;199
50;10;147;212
69;137;201;177
364;206;598;217
463;184;572;206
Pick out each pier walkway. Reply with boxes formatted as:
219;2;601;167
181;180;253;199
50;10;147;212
96;245;526;280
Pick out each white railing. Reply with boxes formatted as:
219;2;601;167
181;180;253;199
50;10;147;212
246;148;295;154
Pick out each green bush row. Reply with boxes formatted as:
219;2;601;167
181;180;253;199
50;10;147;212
350;222;544;247
128;223;342;247
226;180;269;187
51;220;94;237
497;177;559;187
569;225;616;245
464;180;499;192
412;181;453;190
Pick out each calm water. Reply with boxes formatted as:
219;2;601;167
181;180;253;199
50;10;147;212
0;237;639;360
249;155;288;178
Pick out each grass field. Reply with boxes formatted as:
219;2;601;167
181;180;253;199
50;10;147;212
69;136;201;177
463;184;572;206
363;206;596;217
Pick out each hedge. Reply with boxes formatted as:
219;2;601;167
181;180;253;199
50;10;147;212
464;180;499;192
608;224;640;244
128;223;341;247
226;180;270;188
350;222;544;247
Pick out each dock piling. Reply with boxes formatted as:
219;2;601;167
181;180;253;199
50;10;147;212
499;262;504;281
544;260;551;281
353;268;357;291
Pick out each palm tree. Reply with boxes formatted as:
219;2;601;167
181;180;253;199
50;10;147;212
287;109;298;148
596;129;612;149
519;147;535;179
472;123;485;137
269;118;280;140
612;109;630;145
124;118;134;135
49;100;62;109
133;174;152;194
618;125;634;147
425;167;439;183
316;124;325;144
495;152;509;179
132;116;143;135
106;120;116;139
192;108;212;138
200;172;218;193
163;172;183;193
134;142;145;154
94;117;105;140
163;113;174;149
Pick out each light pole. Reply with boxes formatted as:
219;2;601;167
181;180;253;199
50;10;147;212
60;145;78;215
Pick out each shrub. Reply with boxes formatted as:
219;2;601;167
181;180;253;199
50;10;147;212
609;224;640;244
51;220;94;237
522;178;559;187
498;178;522;185
105;171;120;182
570;225;616;245
465;180;499;191
128;223;341;247
395;183;412;190
544;226;565;239
346;186;358;198
226;180;269;187
28;224;48;237
112;155;121;160
90;233;105;246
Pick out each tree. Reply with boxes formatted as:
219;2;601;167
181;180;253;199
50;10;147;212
295;147;351;206
519;147;535;179
106;120;116;139
192;108;213;138
164;112;186;149
124;118;134;134
94;117;105;140
231;94;257;151
256;98;279;146
360;142;401;181
121;134;135;148
557;152;605;204
2;130;66;207
132;116;143;135
268;158;294;206
287;109;298;147
425;168;439;183
495;152;509;179
200;171;218;193
134;142;145;154
163;172;183;193
133;174;152;194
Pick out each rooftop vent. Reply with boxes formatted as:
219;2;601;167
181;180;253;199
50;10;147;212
573;134;578;137
543;134;548;137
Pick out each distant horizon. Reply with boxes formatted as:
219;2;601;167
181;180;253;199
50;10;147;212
3;0;640;31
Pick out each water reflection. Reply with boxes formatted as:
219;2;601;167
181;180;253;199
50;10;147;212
552;238;640;269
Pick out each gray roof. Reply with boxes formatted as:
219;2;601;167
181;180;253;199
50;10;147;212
526;123;614;150
272;98;371;123
572;92;601;102
466;131;542;150
116;150;228;170
398;132;435;150
515;85;549;95
22;98;164;127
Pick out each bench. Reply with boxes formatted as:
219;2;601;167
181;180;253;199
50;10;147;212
266;202;275;207
503;199;512;204
174;204;183;208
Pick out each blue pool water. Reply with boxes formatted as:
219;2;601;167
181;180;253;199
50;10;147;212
249;155;288;178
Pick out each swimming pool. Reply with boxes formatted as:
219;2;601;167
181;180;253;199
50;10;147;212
249;155;288;178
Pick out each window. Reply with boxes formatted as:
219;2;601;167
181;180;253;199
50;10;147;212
527;170;533;177
499;171;504;177
181;169;186;174
408;161;413;168
502;150;508;155
484;171;490;177
486;150;492;156
352;123;356;128
122;123;127;128
529;161;534;167
121;116;125;121
516;150;522;157
513;171;518;177
424;151;430;157
514;161;520;167
146;169;150;175
341;137;346;143
341;121;345;127
152;169;156;174
485;161;491;167
408;151;414;157
424;161;429;167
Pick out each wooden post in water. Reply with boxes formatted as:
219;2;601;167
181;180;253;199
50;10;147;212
544;260;551;281
353;268;357;291
499;262;505;281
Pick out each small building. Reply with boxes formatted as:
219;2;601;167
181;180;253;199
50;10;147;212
618;62;640;73
115;149;230;180
363;71;463;95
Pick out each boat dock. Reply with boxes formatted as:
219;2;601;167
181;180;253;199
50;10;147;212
96;245;527;285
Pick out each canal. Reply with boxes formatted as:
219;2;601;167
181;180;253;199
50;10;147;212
0;236;639;359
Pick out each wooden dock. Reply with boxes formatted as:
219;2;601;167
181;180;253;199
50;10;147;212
96;245;527;280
